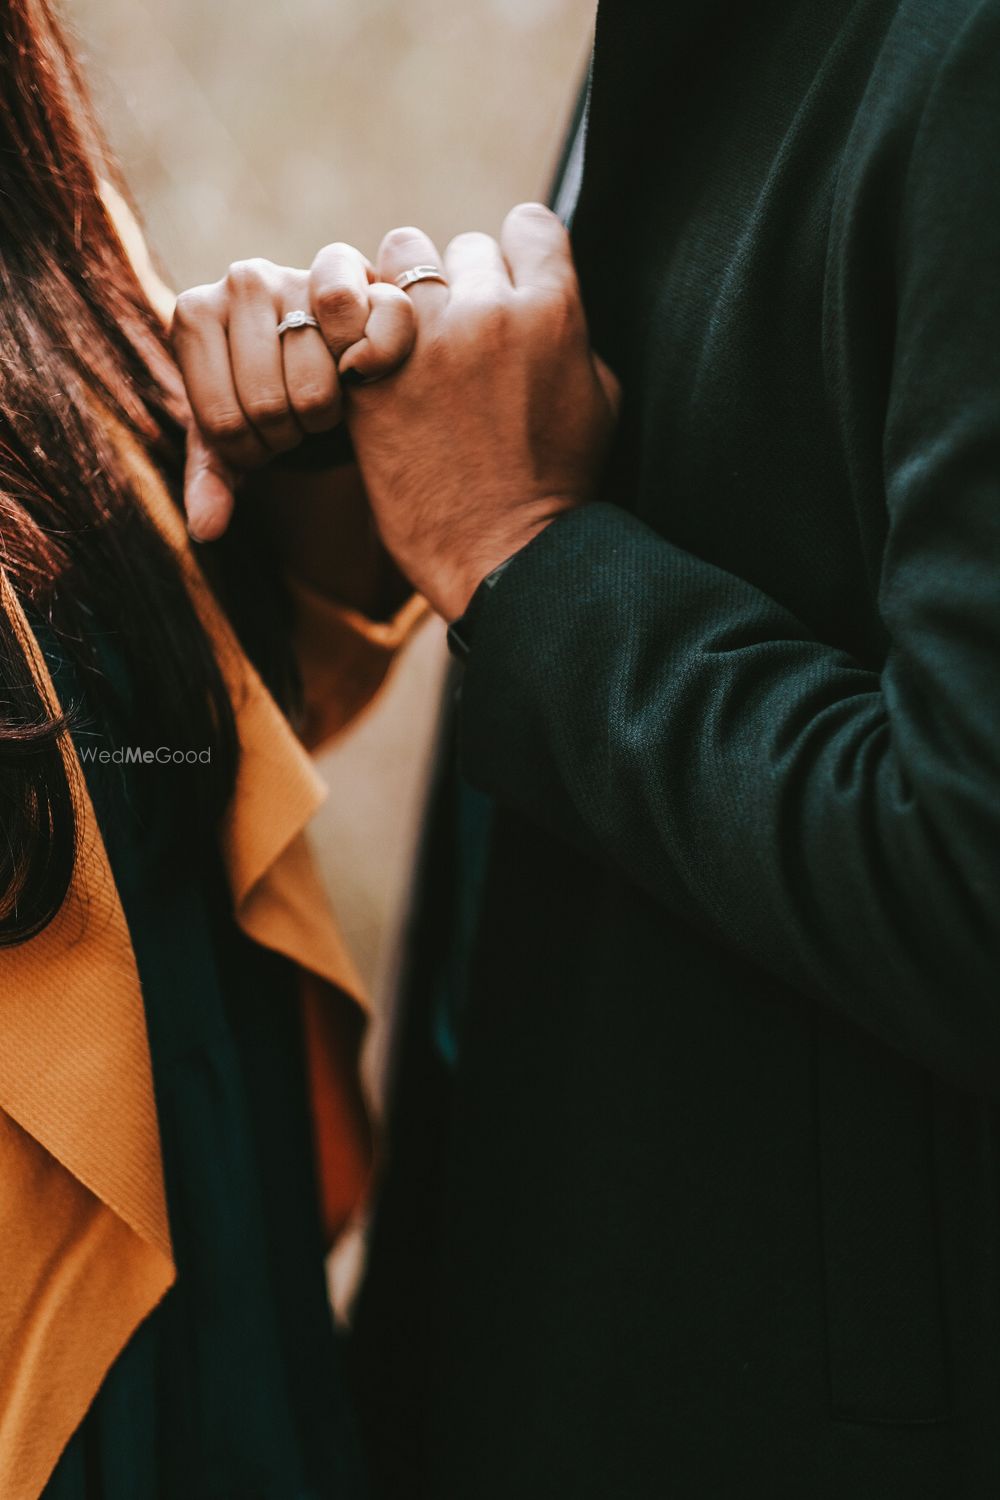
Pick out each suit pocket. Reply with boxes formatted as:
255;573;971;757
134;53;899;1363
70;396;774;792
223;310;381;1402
816;1035;951;1424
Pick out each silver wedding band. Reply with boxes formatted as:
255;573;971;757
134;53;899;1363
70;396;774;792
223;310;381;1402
276;310;320;337
394;265;448;292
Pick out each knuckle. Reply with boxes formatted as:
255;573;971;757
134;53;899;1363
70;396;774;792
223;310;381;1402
381;226;423;254
172;285;216;331
198;405;247;444
291;381;335;415
225;257;275;297
321;240;362;263
314;282;366;326
244;392;290;429
446;230;488;257
311;241;367;280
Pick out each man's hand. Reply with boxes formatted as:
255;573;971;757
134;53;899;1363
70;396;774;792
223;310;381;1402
343;204;620;621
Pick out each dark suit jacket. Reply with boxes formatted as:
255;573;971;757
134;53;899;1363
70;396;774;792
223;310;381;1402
352;2;1000;1495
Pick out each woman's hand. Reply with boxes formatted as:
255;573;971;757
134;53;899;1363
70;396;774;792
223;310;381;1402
172;246;415;542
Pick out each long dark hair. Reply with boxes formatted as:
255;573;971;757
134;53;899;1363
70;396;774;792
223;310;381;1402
0;0;282;944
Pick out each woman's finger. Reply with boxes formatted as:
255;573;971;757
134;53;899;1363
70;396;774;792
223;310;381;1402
339;283;416;384
172;283;269;471
226;258;302;455
375;226;449;326
309;243;372;359
278;269;343;433
184;424;238;542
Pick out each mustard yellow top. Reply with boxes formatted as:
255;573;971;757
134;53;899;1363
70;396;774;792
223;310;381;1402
0;416;423;1500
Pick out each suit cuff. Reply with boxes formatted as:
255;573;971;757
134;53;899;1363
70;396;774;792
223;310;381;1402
457;502;638;799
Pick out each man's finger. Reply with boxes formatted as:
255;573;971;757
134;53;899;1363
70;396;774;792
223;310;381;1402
500;202;578;295
339;283;417;384
376;226;449;322
444;231;512;298
184;425;237;542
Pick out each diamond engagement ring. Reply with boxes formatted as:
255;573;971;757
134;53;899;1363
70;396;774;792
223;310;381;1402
276;310;320;337
394;265;448;292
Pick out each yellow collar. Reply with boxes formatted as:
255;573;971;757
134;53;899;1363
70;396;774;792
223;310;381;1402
0;421;365;1499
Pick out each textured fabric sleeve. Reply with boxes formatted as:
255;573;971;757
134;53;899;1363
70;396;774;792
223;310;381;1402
457;8;1000;1093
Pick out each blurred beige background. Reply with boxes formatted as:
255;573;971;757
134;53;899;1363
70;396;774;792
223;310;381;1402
71;0;593;285
68;0;594;1033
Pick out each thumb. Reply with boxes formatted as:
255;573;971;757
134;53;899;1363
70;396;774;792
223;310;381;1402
184;425;237;542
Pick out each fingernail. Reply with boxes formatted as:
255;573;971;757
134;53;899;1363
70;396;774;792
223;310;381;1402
186;511;212;543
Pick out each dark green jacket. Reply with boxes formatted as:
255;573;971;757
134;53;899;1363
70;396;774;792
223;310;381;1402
354;2;1000;1495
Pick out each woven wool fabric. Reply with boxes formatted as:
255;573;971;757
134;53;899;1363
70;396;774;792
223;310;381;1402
352;2;1000;1496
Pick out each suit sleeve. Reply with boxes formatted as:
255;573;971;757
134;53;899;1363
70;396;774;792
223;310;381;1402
456;8;1000;1093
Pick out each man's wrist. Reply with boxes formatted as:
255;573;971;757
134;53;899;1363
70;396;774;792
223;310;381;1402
446;554;519;662
444;506;582;660
439;503;581;623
